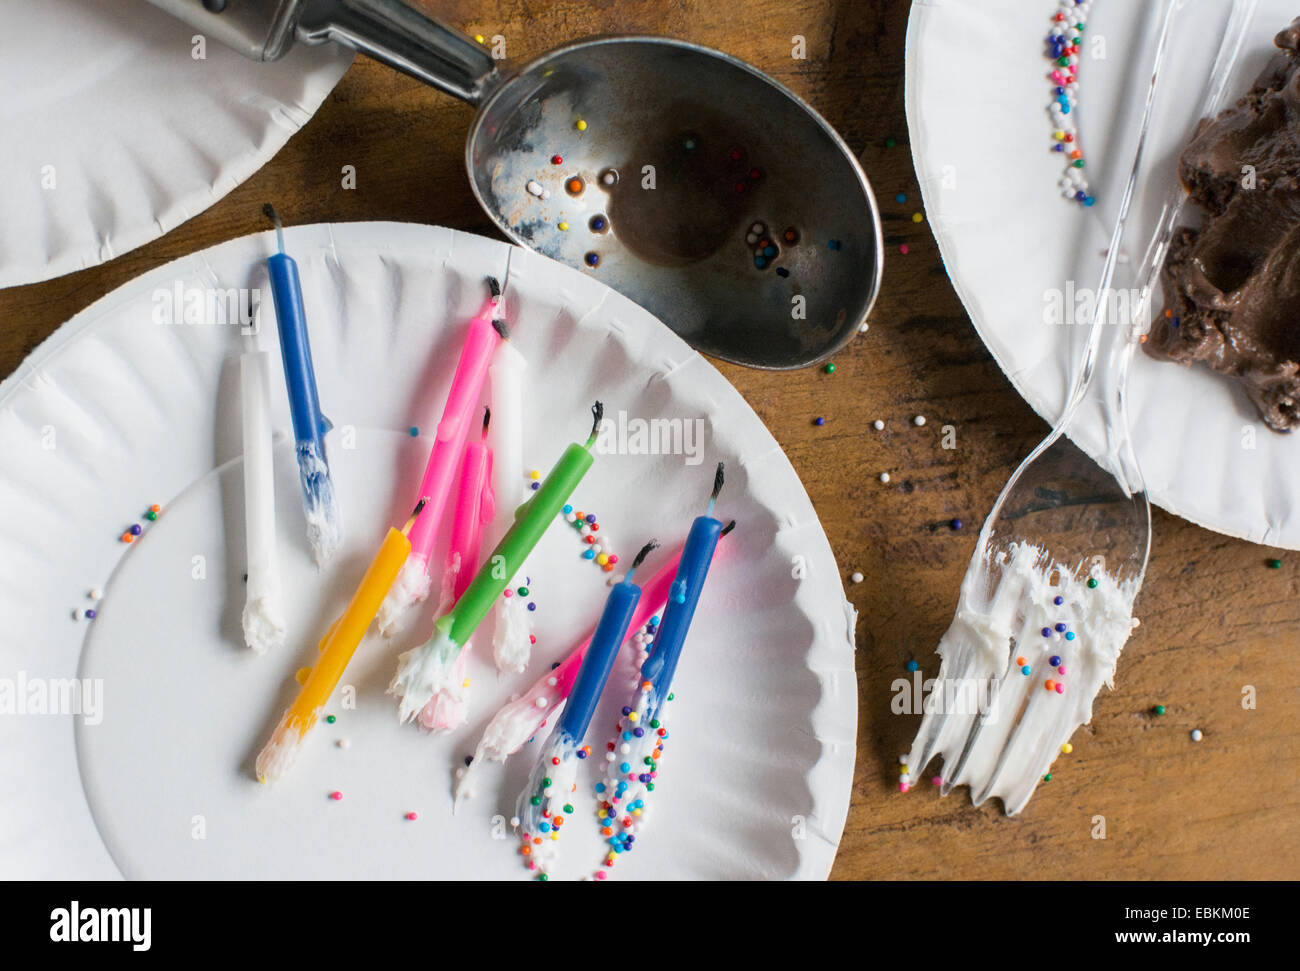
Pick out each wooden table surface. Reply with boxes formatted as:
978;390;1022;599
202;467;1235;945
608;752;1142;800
3;0;1296;880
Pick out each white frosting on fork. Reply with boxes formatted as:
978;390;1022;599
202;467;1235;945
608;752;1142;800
903;540;1138;815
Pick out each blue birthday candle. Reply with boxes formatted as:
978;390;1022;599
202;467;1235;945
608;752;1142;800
640;462;726;721
557;540;658;741
263;204;340;567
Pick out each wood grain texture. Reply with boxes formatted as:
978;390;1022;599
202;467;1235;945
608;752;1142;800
1;0;1295;879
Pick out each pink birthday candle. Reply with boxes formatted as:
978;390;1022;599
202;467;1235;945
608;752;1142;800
378;278;507;634
449;408;495;601
452;523;733;806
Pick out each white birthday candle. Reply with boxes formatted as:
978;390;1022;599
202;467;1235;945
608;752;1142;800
487;340;527;548
240;350;287;655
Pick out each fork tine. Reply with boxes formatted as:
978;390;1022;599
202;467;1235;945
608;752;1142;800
938;676;1001;794
946;661;1032;797
1000;687;1081;814
972;683;1044;806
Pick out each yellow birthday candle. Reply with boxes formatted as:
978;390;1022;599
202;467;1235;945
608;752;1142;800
256;500;425;783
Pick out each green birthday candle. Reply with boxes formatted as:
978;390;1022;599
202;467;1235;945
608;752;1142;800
389;402;604;727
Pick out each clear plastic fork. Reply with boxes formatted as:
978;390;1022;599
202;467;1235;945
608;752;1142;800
901;0;1256;815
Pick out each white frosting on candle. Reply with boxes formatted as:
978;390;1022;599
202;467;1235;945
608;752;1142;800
492;591;533;673
255;711;307;784
417;642;470;732
242;595;286;656
454;689;560;806
297;440;341;569
377;554;431;636
239;351;286;654
903;540;1138;815
388;626;463;725
514;731;582;877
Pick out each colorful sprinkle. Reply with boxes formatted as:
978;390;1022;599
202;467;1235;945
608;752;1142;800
329;791;343;801
1046;6;1094;207
824;363;836;374
1190;729;1203;742
1153;704;1166;716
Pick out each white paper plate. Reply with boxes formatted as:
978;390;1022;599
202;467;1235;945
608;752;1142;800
906;0;1300;548
0;0;352;288
0;222;856;880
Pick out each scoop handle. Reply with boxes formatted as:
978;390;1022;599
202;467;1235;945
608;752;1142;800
297;0;498;103
145;0;498;104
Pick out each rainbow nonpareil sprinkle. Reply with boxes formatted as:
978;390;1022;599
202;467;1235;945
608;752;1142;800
1047;1;1094;207
562;504;619;572
592;671;670;875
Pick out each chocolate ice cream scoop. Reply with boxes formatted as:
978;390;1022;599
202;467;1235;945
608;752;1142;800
1147;16;1300;431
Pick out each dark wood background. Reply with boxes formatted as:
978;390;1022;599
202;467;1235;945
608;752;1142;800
2;0;1295;878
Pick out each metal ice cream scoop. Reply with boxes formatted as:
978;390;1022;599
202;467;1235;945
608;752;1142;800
146;0;883;368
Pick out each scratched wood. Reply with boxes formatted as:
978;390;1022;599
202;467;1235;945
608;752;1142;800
1;0;1295;879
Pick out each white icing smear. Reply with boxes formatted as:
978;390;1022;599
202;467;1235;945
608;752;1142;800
904;540;1139;815
514;731;582;877
388;626;463;725
241;594;286;656
377;553;430;636
492;591;533;673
